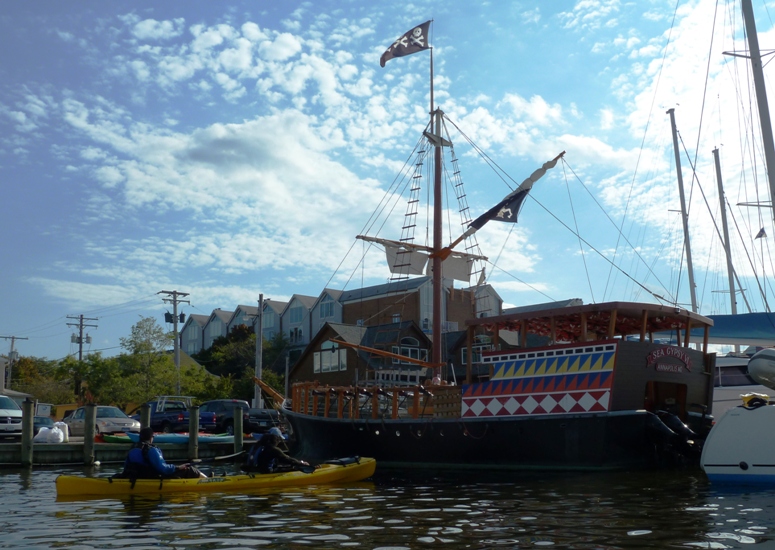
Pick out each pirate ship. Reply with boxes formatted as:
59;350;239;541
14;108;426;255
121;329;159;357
281;22;715;471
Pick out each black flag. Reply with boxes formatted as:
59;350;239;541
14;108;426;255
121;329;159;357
380;21;431;67
468;189;530;231
468;153;565;231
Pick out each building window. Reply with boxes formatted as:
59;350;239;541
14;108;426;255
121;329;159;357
314;342;346;373
263;314;274;329
461;335;493;364
320;296;335;319
289;327;303;343
392;313;401;323
290;306;303;324
391;337;427;364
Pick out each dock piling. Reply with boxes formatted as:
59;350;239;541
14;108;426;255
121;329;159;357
233;407;243;455
83;404;96;465
188;405;199;460
20;398;34;467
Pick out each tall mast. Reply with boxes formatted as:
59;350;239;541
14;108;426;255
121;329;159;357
741;0;775;224
713;147;740;352
431;108;443;373
667;108;698;312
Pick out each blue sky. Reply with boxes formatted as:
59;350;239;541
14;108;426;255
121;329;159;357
1;0;773;361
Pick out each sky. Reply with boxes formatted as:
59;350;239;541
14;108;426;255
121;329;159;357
2;0;775;362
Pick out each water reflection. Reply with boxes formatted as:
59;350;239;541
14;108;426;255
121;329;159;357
1;466;774;548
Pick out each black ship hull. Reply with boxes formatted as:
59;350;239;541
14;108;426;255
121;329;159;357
284;407;690;471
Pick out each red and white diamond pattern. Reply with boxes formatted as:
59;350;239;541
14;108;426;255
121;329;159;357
462;390;610;418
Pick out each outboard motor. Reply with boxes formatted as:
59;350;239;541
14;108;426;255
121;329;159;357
646;411;703;467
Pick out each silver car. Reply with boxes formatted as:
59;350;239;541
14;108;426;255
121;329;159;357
0;396;22;440
63;406;140;437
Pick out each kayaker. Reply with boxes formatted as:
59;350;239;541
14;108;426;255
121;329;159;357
120;427;206;479
243;427;310;474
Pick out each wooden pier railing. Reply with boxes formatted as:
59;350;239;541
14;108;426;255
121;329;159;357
290;382;462;420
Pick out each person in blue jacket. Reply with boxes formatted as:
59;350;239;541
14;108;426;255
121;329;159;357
121;427;205;479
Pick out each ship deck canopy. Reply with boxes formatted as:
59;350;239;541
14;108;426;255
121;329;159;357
465;301;714;351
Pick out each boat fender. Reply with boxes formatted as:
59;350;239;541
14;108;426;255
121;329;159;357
739;461;749;470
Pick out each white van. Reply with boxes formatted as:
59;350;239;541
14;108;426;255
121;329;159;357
0;395;23;439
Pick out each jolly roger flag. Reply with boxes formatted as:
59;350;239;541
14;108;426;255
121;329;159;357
380;20;431;67
468;188;530;231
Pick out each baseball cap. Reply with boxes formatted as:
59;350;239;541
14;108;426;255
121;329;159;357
268;427;283;437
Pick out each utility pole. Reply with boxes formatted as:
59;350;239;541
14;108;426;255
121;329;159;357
254;294;264;409
158;290;190;395
66;315;97;399
0;335;28;391
66;315;98;362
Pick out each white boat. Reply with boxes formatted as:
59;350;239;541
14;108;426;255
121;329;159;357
701;348;775;483
713;352;772;418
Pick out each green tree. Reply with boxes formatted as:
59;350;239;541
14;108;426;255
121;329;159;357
119;316;175;398
14;356;75;405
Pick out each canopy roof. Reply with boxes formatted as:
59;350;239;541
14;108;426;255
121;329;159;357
467;301;713;348
700;313;775;347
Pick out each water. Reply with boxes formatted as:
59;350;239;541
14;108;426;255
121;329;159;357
1;464;774;549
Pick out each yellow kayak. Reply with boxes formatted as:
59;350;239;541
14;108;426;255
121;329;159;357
56;457;376;498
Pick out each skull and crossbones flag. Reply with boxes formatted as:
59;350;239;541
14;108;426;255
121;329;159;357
468;153;565;231
380;20;431;67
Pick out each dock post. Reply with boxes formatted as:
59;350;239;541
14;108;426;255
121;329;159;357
20;398;34;467
188;405;199;461
233;407;243;455
83;404;96;465
140;403;151;429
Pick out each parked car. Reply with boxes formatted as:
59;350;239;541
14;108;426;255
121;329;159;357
33;416;55;436
130;397;218;433
199;399;251;435
198;399;287;435
63;406;141;437
248;407;286;435
0;396;22;440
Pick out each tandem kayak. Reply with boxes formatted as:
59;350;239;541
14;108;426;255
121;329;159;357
55;457;376;498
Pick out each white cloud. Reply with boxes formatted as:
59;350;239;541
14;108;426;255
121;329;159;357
258;32;303;61
132;18;185;41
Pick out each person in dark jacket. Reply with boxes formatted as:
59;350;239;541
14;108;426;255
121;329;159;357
243;427;310;473
120;427;206;479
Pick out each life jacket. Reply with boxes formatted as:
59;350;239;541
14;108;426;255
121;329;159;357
117;443;162;479
242;439;276;473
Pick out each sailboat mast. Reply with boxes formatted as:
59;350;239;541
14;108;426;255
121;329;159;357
667;108;698;312
741;0;775;224
432;108;443;374
713;148;740;353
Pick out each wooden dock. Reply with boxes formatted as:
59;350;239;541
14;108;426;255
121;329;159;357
0;439;242;467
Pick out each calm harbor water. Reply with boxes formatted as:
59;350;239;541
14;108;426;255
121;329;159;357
1;464;773;549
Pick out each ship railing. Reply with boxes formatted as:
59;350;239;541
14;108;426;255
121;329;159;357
290;382;462;420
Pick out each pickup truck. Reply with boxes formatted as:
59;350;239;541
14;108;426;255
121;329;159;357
131;397;218;433
199;399;285;435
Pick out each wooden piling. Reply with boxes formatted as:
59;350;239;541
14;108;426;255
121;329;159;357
188;405;199;460
233;407;243;455
140;403;151;429
20;398;34;467
83;404;96;465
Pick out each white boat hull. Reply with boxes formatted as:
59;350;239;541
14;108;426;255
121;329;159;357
701;401;775;484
